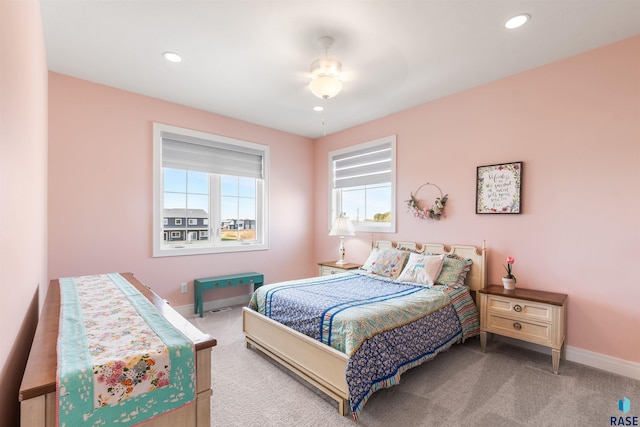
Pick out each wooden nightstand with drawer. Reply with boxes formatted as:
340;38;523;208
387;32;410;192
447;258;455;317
479;285;567;374
318;261;362;276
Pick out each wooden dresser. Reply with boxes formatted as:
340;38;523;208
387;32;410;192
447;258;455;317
19;273;217;427
478;285;567;374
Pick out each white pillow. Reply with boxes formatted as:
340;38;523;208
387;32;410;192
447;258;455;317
397;253;445;286
362;248;381;272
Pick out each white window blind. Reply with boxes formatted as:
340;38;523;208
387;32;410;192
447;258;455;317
162;132;263;179
332;141;392;188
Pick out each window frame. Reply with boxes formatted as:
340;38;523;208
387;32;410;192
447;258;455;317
328;135;396;233
153;123;269;257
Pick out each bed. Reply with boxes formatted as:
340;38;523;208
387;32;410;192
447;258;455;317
242;240;487;418
19;273;216;427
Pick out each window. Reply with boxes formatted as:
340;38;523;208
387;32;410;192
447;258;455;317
328;135;396;233
153;123;269;256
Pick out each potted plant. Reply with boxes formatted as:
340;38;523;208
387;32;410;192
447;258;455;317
502;256;516;290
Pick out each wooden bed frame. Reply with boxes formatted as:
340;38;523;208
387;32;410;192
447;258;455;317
19;273;217;427
242;240;487;415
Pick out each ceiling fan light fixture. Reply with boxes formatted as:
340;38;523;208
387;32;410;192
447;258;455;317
308;36;344;99
309;75;343;99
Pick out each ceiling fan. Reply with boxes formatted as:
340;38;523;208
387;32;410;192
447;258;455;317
308;36;344;100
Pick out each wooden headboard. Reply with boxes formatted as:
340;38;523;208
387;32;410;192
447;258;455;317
374;240;487;292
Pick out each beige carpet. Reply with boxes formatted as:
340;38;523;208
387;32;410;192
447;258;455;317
188;305;640;426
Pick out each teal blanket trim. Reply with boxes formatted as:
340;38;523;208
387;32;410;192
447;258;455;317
57;274;195;427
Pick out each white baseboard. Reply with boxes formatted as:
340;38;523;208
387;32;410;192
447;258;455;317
564;345;640;381
173;294;252;318
494;336;640;381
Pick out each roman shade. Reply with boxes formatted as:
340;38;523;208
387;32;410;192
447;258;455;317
162;131;263;179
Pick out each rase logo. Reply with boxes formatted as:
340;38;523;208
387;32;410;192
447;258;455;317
611;397;638;426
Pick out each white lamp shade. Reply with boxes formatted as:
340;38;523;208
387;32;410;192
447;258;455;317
309;75;343;99
329;216;355;236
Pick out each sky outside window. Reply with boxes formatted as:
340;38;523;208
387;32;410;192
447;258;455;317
341;183;391;222
222;175;256;220
164;168;208;211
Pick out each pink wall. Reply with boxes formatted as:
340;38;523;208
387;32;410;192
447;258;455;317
48;73;316;306
0;0;48;424
314;36;640;364
45;35;640;367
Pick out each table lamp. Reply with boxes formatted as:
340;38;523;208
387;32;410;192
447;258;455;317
329;215;356;265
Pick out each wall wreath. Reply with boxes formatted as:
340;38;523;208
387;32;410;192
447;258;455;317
406;183;448;220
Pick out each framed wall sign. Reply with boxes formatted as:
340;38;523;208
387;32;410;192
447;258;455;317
476;161;523;214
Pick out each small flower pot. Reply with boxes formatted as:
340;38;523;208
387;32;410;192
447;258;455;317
502;277;516;290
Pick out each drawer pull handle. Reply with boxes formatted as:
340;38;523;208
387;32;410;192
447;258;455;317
513;322;522;331
514;304;522;312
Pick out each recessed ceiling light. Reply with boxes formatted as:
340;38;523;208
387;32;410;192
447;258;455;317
162;51;182;63
505;14;530;29
313;106;324;112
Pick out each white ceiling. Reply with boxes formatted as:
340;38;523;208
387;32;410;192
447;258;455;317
40;1;640;139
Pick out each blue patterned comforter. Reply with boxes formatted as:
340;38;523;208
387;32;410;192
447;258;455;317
248;271;479;417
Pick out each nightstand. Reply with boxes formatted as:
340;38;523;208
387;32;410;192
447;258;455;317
478;285;567;374
318;261;362;276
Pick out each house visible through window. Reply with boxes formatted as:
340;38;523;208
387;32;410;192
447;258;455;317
328;135;396;233
153;123;269;257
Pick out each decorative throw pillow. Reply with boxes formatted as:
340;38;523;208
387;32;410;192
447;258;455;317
397;253;445;286
362;248;409;279
436;254;473;287
362;248;381;272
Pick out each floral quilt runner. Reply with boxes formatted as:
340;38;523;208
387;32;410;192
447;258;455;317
57;273;195;426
